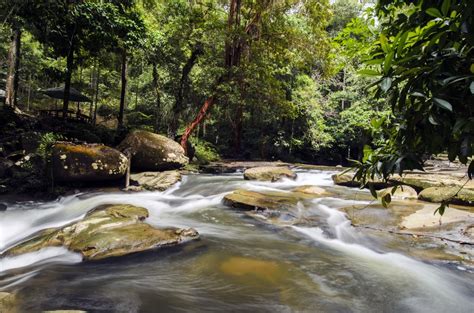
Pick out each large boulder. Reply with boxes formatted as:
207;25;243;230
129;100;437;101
331;172;392;189
223;189;300;211
52;142;128;182
4;204;199;261
118;130;188;171
243;166;296;182
418;187;474;206
127;170;181;191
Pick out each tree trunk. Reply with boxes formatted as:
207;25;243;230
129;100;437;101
118;49;128;129
180;96;214;153
234;103;243;155
5;26;21;108
168;45;203;138
93;62;100;126
152;62;161;132
63;42;74;119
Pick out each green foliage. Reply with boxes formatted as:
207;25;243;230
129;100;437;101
191;139;220;165
356;0;474;183
37;132;63;160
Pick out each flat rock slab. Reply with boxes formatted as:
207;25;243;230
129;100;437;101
400;207;474;230
3;204;199;261
377;185;418;199
0;292;16;313
292;185;329;196
243;166;296;182
200;160;290;173
127;170;181;191
223;189;301;211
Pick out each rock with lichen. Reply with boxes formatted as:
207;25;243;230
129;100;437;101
51;142;128;182
118;130;188;171
3;204;199;261
243;166;296;182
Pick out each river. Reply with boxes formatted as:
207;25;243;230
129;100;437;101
0;170;473;312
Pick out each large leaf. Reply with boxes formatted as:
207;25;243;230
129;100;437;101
426;8;442;18
433;97;453;112
358;69;380;76
379;34;389;53
470;81;474;94
380;77;392;92
441;0;451;16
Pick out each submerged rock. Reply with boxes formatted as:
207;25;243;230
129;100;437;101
52;142;128;182
127;170;181;191
243;166;296;182
118;130;188;171
0;292;16;313
4;204;199;261
418;187;474;205
377;185;418;200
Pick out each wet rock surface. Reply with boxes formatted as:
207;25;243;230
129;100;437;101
127;170;181;191
418;186;474;205
118;130;188;171
3;204;199;261
0;292;16;313
52;142;128;182
243;166;296;182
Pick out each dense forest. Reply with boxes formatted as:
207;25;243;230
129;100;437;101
0;1;474;312
2;0;471;171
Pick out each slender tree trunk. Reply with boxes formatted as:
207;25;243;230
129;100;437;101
152;62;161;132
234;103;243;155
180;96;214;152
93;63;100;126
118;49;128;129
5;26;21;108
63;42;74;119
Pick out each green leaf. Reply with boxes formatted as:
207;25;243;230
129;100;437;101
434;202;447;216
441;0;451;16
381;193;391;208
426;8;442;18
365;59;384;65
379;34;389;53
470;64;474;73
358;69;380;76
428;114;439;125
384;51;394;75
411;92;426;98
380;77;392;92
470;81;474;94
396;31;409;56
433;97;453;112
368;183;378;199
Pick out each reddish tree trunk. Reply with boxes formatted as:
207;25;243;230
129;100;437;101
180;96;214;153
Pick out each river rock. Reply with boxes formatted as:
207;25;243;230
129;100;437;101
377;185;418;200
400;206;474;229
4;204;199;261
118;130;188;171
243;166;296;182
0;292;16;313
292;185;329;196
224;189;300;211
52;142;128;182
127;170;181;191
418;187;474;205
331;172;391;189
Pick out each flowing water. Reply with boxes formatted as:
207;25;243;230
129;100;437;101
0;170;473;312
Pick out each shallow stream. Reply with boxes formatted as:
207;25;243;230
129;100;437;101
0;170;473;312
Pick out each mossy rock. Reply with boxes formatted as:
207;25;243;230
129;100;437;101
4;204;199;261
52;142;128;182
418;187;474;206
118;130;188;171
243;166;296;182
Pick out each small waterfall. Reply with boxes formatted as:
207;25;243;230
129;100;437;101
293;200;474;313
